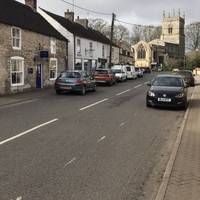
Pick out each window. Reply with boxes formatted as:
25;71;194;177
75;59;82;70
77;39;81;54
168;26;173;34
137;45;146;59
50;38;56;54
12;27;21;49
89;42;93;51
10;57;24;86
102;45;105;58
49;58;57;80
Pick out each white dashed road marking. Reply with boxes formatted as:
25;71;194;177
0;119;58;146
97;136;106;143
64;157;76;168
116;89;131;96
120;122;125;127
134;84;142;89
79;98;109;111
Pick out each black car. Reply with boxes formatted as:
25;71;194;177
55;70;96;95
175;70;195;86
146;74;188;109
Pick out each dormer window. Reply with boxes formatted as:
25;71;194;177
12;27;21;50
50;38;56;54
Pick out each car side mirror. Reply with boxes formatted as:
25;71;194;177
147;82;151;86
185;83;189;88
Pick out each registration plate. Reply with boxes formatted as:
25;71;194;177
157;98;171;102
60;86;72;90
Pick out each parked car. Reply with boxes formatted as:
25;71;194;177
175;70;195;86
146;74;188;110
135;67;144;78
55;70;96;95
94;69;116;86
125;65;137;79
111;65;127;82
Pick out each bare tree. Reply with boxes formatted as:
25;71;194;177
114;24;130;42
186;22;200;51
89;18;131;44
130;25;161;45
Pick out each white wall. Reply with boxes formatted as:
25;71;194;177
75;36;110;69
38;8;74;69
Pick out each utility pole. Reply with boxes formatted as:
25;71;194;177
109;13;116;68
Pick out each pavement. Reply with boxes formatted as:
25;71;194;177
156;75;200;200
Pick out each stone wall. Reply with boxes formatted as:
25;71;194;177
0;23;67;95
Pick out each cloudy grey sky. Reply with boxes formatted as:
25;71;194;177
17;0;199;26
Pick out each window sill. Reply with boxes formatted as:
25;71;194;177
12;47;21;50
11;83;24;87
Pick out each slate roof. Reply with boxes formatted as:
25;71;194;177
42;9;118;47
0;0;67;41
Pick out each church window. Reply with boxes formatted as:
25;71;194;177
137;45;146;59
168;26;173;34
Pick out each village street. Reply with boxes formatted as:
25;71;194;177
0;73;193;200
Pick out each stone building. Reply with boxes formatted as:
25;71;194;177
0;0;68;95
132;11;185;70
119;41;134;65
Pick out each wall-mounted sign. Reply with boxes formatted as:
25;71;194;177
40;51;49;59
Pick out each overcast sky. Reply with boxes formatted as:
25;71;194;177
17;0;199;26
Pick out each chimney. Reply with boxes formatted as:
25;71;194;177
25;0;37;11
64;9;74;22
75;16;88;29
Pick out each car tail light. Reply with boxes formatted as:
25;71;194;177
76;79;83;84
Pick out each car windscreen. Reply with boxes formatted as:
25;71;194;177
95;70;108;74
126;67;131;71
60;72;81;78
152;77;183;87
177;71;193;77
112;69;122;73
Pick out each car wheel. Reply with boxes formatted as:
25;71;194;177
80;86;86;95
146;101;151;108
107;81;112;86
182;103;188;110
92;84;97;92
56;90;62;95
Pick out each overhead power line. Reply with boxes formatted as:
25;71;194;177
60;0;112;16
116;19;189;30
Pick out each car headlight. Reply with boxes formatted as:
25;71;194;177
175;93;184;98
148;91;155;97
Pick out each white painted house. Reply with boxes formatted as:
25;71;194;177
38;8;120;71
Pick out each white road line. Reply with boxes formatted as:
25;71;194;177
120;122;125;127
0;119;58;146
16;196;22;200
134;84;142;89
79;98;109;111
144;81;150;84
116;89;131;96
0;99;38;109
97;136;106;143
64;157;76;168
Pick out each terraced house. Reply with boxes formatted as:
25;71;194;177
0;0;68;95
38;8;120;71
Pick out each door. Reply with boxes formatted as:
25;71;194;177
36;64;43;88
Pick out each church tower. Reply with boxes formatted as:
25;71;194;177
161;10;185;58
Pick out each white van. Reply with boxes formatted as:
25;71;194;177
125;65;137;79
111;65;127;82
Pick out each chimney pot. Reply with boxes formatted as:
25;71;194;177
25;0;37;11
